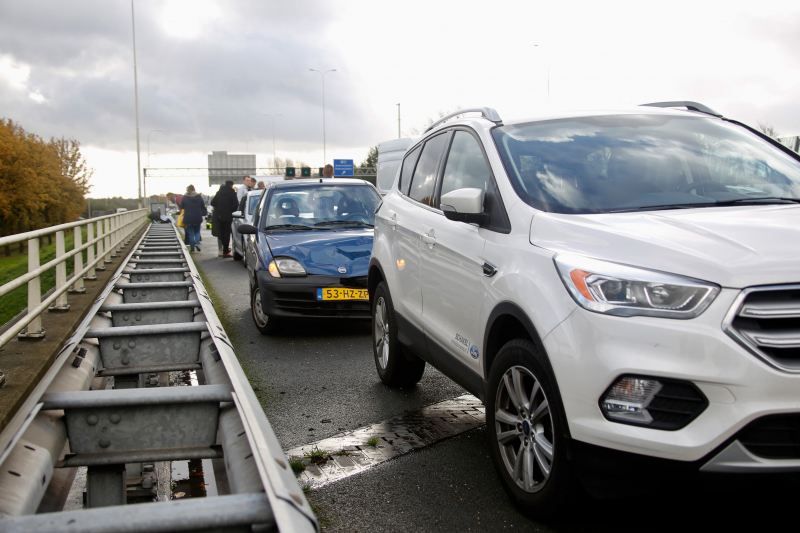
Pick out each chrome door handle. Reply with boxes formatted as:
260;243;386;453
421;234;436;244
387;218;398;227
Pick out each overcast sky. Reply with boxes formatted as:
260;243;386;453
1;0;799;198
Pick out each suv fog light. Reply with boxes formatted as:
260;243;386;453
601;377;662;424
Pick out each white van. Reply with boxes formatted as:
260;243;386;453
376;138;415;195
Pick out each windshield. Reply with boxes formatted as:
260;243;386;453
264;185;381;229
492;114;800;214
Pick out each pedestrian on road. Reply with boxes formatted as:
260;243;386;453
237;175;255;204
181;185;206;253
211;180;239;257
322;164;334;177
257;180;265;189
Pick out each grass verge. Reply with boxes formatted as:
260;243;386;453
193;262;274;410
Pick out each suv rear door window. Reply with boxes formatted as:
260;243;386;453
408;133;449;207
398;145;422;195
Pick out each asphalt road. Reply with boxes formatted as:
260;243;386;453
193;227;800;532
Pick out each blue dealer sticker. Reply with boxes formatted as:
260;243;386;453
317;288;323;300
470;345;479;359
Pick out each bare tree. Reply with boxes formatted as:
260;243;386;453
404;106;464;136
757;120;780;139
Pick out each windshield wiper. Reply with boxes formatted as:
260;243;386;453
714;196;800;205
265;224;320;231
313;220;374;227
609;203;713;213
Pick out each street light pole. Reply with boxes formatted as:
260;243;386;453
239;139;254;152
263;114;282;168
309;69;336;164
131;0;143;207
397;103;401;138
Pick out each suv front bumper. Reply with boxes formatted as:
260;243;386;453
544;287;800;471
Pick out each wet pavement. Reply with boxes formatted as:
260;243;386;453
192;227;800;532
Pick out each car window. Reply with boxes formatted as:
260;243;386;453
264;185;381;228
440;131;493;202
408;133;449;207
492;115;800;214
398;145;422;195
247;194;261;215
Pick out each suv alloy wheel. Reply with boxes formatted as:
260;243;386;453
372;282;425;386
486;339;576;517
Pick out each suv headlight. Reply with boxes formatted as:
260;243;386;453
269;258;306;277
554;254;719;319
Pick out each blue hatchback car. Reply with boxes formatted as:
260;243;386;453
237;178;382;334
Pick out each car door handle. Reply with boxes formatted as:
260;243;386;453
421;234;436;244
386;211;398;227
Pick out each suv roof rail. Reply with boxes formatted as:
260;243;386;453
640;101;722;118
424;107;503;133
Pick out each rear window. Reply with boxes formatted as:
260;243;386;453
492;114;800;214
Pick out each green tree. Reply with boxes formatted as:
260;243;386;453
360;145;378;168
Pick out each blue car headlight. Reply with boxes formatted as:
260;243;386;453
269;257;306;277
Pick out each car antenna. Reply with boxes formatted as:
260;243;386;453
319;178;323;183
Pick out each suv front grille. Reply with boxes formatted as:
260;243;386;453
724;285;800;372
737;414;800;459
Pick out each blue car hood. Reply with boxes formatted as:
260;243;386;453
266;228;373;276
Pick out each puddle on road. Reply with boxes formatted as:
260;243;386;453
286;394;485;488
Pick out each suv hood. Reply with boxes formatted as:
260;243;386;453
266;228;373;276
529;204;800;288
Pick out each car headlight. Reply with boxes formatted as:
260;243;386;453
554;254;719;319
269;258;306;277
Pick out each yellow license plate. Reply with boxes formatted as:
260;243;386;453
317;288;369;301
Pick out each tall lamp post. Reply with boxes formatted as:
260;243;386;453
145;129;162;201
309;69;336;164
131;0;143;207
263;113;282;168
240;139;254;153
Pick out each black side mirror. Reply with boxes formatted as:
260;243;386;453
441;205;490;226
237;224;257;235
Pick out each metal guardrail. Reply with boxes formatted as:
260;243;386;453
0;223;318;531
0;210;148;348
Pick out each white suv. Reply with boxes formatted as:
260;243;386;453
368;104;800;515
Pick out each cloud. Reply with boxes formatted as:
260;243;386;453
0;0;382;154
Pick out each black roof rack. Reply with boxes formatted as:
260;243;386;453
424;107;503;133
640;101;722;118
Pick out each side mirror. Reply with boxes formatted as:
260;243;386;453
237;224;257;235
440;188;489;226
232;211;244;219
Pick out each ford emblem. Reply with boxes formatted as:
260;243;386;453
338;267;347;274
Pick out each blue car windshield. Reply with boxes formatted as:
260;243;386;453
492;114;800;214
264;185;381;228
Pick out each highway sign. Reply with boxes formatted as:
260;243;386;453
334;159;354;176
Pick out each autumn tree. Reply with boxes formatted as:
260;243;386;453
0;119;93;247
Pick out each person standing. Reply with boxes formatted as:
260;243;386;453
322;164;334;177
257;180;265;189
181;185;206;253
237;175;255;204
211;180;239;257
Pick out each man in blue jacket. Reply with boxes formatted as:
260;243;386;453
181;185;207;252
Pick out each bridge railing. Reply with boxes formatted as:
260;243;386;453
0;209;148;348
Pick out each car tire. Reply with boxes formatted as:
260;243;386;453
486;339;576;518
251;286;280;335
233;247;243;261
372;281;425;386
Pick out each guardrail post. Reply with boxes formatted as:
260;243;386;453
86;221;97;279
104;219;113;264
18;238;45;340
70;226;86;293
49;230;70;312
109;217;118;258
95;220;106;271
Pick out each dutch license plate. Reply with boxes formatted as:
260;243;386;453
317;288;369;301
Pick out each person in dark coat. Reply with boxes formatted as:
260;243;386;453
210;180;239;257
181;184;207;253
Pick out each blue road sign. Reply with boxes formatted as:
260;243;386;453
333;159;354;176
